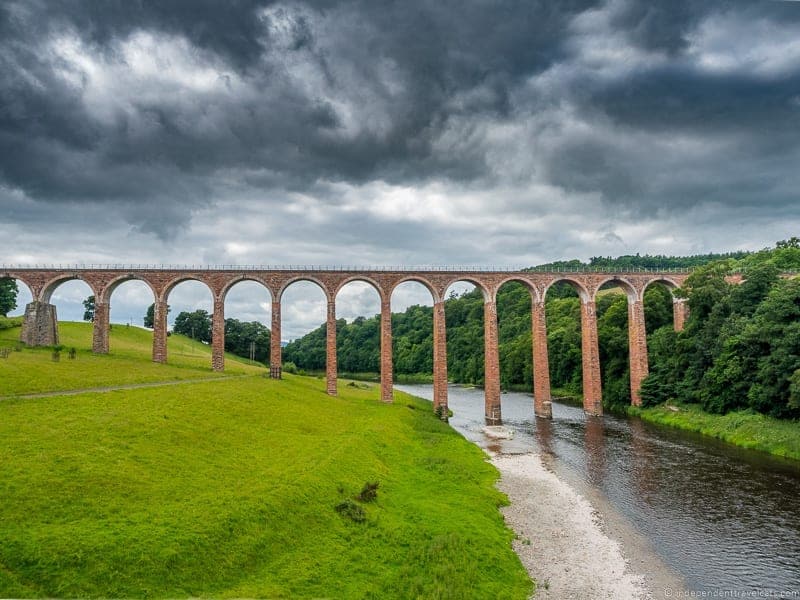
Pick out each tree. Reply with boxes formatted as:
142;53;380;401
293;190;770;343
83;296;95;322
224;318;271;363
0;278;18;317
173;310;212;343
144;303;169;328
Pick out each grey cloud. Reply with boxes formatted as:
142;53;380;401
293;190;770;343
0;0;604;234
1;0;800;281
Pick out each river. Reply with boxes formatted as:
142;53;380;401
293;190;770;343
395;384;800;594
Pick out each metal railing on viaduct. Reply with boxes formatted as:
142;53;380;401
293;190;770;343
2;266;693;422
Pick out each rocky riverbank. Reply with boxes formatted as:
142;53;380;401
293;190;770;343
490;451;685;599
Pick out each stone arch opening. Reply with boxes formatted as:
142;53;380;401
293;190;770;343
594;279;633;410
41;278;96;348
442;280;503;423
164;279;215;368
443;280;485;387
444;277;491;302
333;280;382;382
106;278;156;327
390;280;436;378
41;275;97;305
495;279;534;394
543;279;585;403
334;276;383;299
543;277;590;303
277;276;330;303
280;279;329;380
223;280;273;366
391;278;444;414
105;279;157;355
391;276;438;304
643;278;685;333
641;280;679;334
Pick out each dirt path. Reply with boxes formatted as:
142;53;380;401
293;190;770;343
0;375;252;401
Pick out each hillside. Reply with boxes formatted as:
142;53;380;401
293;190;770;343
0;321;532;598
0;322;264;396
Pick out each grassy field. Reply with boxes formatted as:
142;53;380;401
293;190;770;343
0;322;264;396
630;403;800;461
0;321;532;598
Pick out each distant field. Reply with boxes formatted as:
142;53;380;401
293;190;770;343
0;321;532;598
0;322;264;396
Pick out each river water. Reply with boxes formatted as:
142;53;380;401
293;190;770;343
395;384;800;594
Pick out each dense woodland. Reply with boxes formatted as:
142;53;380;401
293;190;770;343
285;241;800;419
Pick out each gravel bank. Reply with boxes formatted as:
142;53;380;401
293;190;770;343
492;452;651;599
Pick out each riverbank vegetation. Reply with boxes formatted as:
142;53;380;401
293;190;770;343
630;403;800;461
0;322;532;598
640;241;800;421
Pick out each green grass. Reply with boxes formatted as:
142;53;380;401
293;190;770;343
0;316;23;330
630;403;800;461
0;322;532;598
0;322;264;396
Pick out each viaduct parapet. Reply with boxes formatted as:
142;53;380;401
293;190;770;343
2;266;692;422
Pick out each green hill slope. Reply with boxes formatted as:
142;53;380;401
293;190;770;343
0;322;264;396
0;322;532;598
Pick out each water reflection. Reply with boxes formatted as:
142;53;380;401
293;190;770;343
628;418;658;501
534;415;555;457
395;384;800;593
584;416;606;486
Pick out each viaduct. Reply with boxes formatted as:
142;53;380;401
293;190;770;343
1;266;693;422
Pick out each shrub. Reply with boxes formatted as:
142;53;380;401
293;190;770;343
356;481;379;503
334;499;366;523
282;361;298;374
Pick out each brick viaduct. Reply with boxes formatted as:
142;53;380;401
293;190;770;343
1;266;692;423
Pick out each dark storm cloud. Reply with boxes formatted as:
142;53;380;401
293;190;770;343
0;0;598;227
1;0;800;239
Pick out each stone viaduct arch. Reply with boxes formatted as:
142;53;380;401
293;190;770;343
2;266;698;422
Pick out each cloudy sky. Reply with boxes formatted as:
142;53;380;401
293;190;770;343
3;0;800;339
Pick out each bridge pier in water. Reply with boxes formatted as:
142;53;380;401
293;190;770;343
532;300;552;418
580;299;603;416
484;299;502;424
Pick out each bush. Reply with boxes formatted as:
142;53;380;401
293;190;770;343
0;316;23;330
356;481;379;503
334;499;366;523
